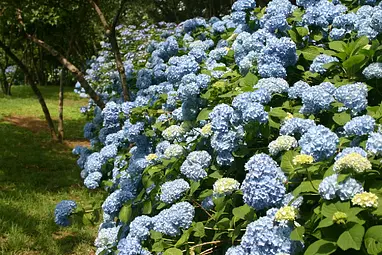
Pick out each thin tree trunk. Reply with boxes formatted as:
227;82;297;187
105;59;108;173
58;66;64;142
16;9;105;109
88;0;130;101
0;39;58;140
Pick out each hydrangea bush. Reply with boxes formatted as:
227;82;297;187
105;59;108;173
58;0;382;254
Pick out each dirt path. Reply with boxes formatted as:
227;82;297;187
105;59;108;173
2;115;89;148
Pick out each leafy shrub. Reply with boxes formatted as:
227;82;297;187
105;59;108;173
60;0;382;254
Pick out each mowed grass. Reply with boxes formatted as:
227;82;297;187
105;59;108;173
0;86;103;255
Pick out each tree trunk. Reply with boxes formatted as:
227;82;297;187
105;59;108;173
58;66;64;142
0;39;58;140
16;8;104;108
25;34;105;109
109;28;129;101
88;0;130;101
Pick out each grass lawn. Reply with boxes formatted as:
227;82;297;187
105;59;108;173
0;86;103;255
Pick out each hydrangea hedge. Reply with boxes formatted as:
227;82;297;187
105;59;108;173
56;0;382;254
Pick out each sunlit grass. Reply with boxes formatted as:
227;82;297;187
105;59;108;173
0;86;102;255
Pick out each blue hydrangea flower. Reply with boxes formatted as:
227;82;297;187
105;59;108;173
257;37;297;78
330;28;347;40
303;0;347;28
128;216;153;241
337;178;364;201
100;144;118;162
363;62;382;79
117;236;151;255
84;122;96;139
180;151;212;181
232;0;256;11
95;225;121;250
280;117;316;136
299;125;339;161
254;77;289;94
232;93;269;124
209;104;235;132
152;202;194;236
160;179;190;204
366;132;382;156
344;115;375;136
102;189;134;215
54;200;77;226
300;86;335;114
85;152;103;174
334;83;368;115
318;174;339;200
102;101;121;128
84;172;103;189
240;209;303;254
201;196;214;210
241;155;286;210
226;246;246;255
288;81;310;99
310;54;339;74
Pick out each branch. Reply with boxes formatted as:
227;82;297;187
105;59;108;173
16;9;105;109
112;0;128;29
87;0;110;32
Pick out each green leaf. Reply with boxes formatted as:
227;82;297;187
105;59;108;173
232;204;253;221
329;41;346;52
337;223;364;251
193;222;205;237
119;204;132;223
216;218;230;228
321;201;350;218
364;226;382;254
240;71;258;87
269;107;287;119
150;230;162;240
293;180;321;196
163;248;182;255
190;181;200;196
175;228;191;247
304;239;337;255
317;217;334;229
290;226;305;241
296;27;309;37
352;36;369;55
143;200;152;214
281;150;298;172
343;55;366;74
301;46;321;61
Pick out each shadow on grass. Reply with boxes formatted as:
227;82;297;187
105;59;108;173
0;121;101;254
0;121;88;192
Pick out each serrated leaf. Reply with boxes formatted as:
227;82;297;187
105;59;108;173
337;223;364;251
304;239;337;255
364;226;382;254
